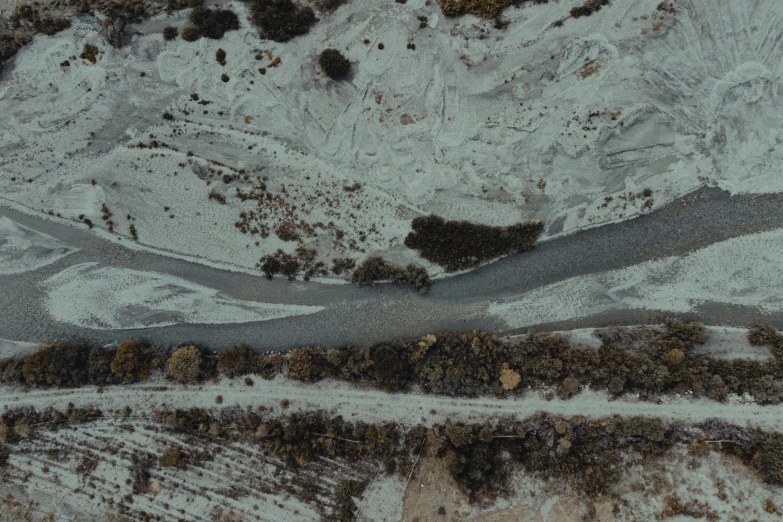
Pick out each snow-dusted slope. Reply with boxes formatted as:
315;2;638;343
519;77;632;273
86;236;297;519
1;0;781;275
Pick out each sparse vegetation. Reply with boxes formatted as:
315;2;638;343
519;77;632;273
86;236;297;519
319;48;350;79
246;0;317;42
404;214;543;271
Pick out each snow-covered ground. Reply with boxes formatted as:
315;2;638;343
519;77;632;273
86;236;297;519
488;228;783;328
42;262;323;329
2;0;782;276
0;215;76;274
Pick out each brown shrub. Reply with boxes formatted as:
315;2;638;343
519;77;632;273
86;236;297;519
404;214;543;271
331;257;356;275
159;446;185;467
748;323;781;347
499;363;520;390
80;43;99;64
181;26;201;41
110;340;152;384
287;347;330;382
168;345;202;383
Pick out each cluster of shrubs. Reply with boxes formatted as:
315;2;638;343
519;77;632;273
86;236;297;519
258;247;328;280
151;406;783;508
318;48;350;79
245;0;317;42
181;5;240;41
0;339;170;387
404;214;543;271
4;322;783;407
350;256;430;293
0;405;102;445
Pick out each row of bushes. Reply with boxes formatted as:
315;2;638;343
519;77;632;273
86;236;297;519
404;214;544;271
3;321;783;406
259;250;430;292
154;409;783;505
1;403;781;512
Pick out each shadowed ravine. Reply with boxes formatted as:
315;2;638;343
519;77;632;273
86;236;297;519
1;186;783;350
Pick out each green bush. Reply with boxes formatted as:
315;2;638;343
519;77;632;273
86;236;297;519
318;48;350;79
404;214;543;271
248;0;317;42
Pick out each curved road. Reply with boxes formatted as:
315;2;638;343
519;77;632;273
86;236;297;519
1;186;783;350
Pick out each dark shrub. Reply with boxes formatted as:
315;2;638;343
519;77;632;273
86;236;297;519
88;348;118;385
404;214;543;271
163;25;179;40
22;342;90;387
248;0;317;42
370;345;409;392
217;345;254;378
570;0;610;18
318;48;350;79
258;247;327;281
351;256;430;293
186;6;240;39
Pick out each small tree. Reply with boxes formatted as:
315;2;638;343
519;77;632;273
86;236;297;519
319;49;350;79
168;345;202;384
